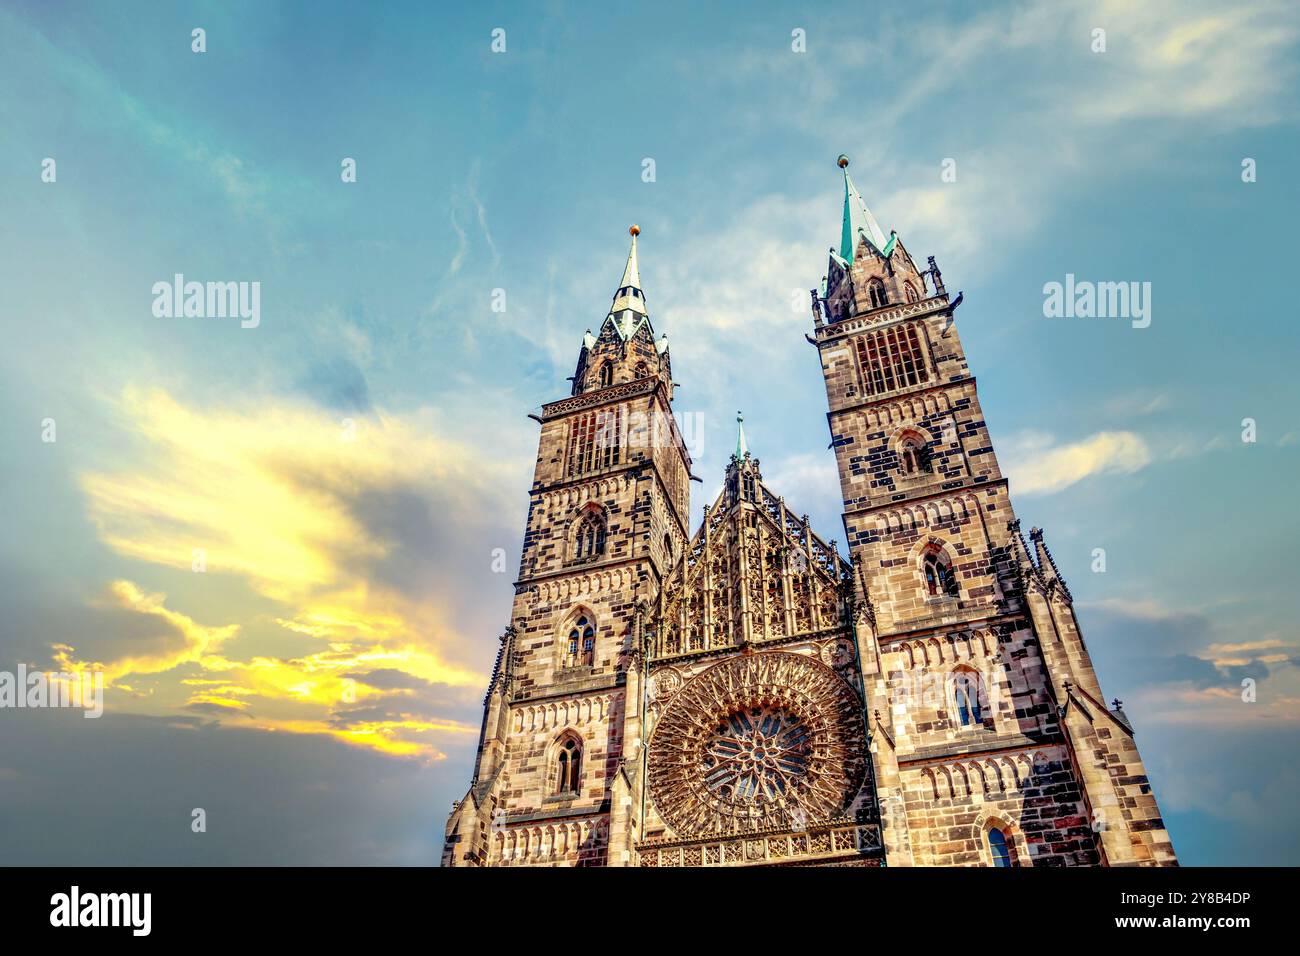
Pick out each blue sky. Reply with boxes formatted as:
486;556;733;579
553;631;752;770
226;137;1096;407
1;0;1298;864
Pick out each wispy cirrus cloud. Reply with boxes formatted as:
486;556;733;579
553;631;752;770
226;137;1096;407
679;0;1299;280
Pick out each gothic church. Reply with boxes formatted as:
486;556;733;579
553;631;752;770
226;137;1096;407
442;157;1177;867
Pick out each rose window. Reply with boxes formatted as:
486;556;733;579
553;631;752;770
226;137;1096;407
647;652;867;837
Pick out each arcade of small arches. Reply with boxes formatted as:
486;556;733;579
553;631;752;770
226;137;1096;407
918;749;1056;804
528;565;638;605
510;692;616;735
893;628;998;669
864;391;953;431
869;492;984;539
492;818;608;865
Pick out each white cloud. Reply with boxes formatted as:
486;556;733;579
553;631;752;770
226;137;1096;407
760;452;843;519
1001;429;1152;495
1080;1;1299;125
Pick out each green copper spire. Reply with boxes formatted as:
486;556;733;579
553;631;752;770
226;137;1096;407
837;154;888;263
734;411;748;459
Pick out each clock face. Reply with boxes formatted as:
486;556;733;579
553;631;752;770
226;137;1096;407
647;652;867;837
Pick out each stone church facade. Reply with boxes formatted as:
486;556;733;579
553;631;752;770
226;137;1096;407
442;159;1177;868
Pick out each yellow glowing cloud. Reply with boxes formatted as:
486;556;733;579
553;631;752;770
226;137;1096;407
53;579;239;683
248;716;476;759
81;387;451;600
65;386;511;759
186;695;251;711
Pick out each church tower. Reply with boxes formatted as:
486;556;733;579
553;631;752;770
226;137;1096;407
443;227;692;866
808;155;1176;866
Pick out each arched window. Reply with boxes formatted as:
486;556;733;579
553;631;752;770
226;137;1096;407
988;827;1013;867
598;361;614;388
901;443;919;474
566;614;596;667
923;550;958;597
555;734;583;795
952;670;985;726
573;512;607;561
898;435;931;475
904;281;919;303
662;533;673;566
868;278;888;309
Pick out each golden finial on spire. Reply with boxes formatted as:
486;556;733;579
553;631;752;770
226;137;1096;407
837;154;850;169
629;224;640;236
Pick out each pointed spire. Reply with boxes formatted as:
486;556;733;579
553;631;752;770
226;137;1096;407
734;411;749;459
724;411;761;506
1029;527;1072;602
837;155;888;263
619;226;642;289
610;224;647;318
1007;519;1044;592
1029;527;1051;575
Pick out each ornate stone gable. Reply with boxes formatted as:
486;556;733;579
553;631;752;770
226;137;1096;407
654;457;847;659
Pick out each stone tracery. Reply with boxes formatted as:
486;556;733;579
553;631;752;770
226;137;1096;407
655;454;848;659
647;652;867;837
